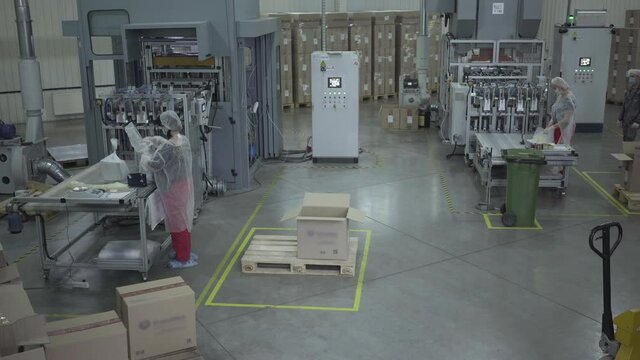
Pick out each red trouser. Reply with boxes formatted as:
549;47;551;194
554;127;562;144
171;230;191;262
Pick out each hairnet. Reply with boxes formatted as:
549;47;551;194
551;77;570;91
160;110;183;131
627;69;640;78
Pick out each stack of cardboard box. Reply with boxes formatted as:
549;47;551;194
326;13;349;51
270;13;294;108
608;27;640;103
348;12;373;100
372;11;397;97
396;11;420;90
379;104;420;131
291;13;322;106
427;14;443;94
626;10;640;27
0;243;49;360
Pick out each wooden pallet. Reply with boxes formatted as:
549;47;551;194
282;103;293;110
294;102;312;108
614;184;640;210
361;95;372;102
241;235;358;277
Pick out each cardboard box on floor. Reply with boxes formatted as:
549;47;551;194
148;347;203;360
0;285;48;357
1;347;46;360
611;141;640;192
282;193;365;260
44;311;128;360
379;104;400;129
399;106;420;130
116;276;196;360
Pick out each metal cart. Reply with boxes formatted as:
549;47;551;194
10;163;170;281
472;133;579;210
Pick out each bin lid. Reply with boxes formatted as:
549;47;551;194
501;148;545;162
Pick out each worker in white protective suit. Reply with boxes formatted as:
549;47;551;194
546;77;577;145
619;69;640;141
140;111;197;269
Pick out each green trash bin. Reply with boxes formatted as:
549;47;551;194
501;148;546;227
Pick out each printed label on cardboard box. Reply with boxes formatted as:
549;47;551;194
364;84;369;91
341;34;346;40
313;38;318;45
283;38;288;45
302;64;307;71
407;115;413;125
301;33;307;42
284;90;290;97
378;32;382;39
387;115;394;124
283;64;289;71
388;33;392;39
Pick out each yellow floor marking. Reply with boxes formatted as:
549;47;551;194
482;213;543;230
195;170;283;309
205;228;372;312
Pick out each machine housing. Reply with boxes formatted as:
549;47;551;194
311;51;360;162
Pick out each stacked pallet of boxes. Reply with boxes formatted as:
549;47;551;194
326;13;349;51
270;14;294;108
396;11;420;89
427;14;443;94
291;13;321;107
349;12;373;100
372;11;397;98
608;27;640;103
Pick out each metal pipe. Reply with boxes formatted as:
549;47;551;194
416;0;430;104
14;0;44;143
14;0;35;59
34;158;71;183
321;0;327;51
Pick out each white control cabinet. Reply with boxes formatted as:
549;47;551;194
311;51;360;163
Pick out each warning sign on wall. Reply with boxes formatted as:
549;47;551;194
492;2;504;15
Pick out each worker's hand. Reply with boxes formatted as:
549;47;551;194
632;123;640;129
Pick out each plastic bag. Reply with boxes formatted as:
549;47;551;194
124;122;145;153
532;127;553;144
100;138;129;182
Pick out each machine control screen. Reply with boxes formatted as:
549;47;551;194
328;77;342;88
579;57;592;67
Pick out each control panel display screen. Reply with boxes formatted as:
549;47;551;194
579;57;592;67
328;77;342;88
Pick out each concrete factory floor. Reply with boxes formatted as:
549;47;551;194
3;101;640;359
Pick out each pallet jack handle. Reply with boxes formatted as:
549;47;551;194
589;222;623;344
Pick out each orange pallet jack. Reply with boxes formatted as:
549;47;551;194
589;222;640;360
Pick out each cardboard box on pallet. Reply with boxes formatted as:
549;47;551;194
116;277;196;360
44;311;128;360
384;48;396;95
290;13;321;54
294;52;312;105
326;12;349;51
612;142;640;192
150;347;203;360
0;285;48;357
282;193;365;261
399;106;420;131
379;104;400;129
